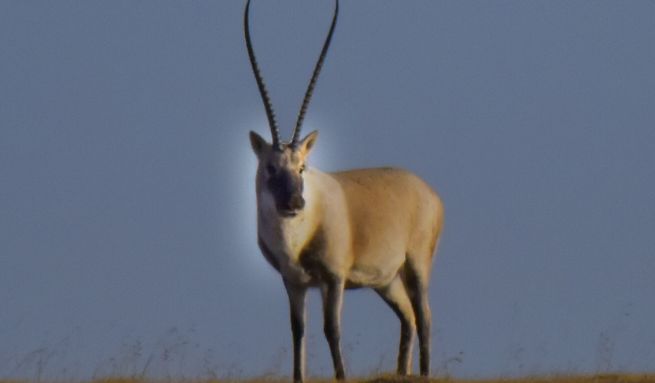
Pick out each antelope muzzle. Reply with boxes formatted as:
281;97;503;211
268;171;305;217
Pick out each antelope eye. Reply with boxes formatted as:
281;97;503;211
299;164;306;174
266;164;276;176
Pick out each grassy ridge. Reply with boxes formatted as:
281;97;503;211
6;374;649;383
364;374;655;383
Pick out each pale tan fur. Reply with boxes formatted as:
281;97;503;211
251;131;444;381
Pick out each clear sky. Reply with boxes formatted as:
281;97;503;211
1;0;654;380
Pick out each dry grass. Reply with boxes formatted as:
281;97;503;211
360;373;655;383
4;374;654;383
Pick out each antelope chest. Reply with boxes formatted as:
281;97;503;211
258;212;324;285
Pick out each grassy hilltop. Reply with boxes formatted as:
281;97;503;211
5;374;651;383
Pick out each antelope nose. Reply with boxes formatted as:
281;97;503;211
289;195;305;210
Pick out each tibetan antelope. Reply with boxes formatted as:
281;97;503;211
243;0;443;381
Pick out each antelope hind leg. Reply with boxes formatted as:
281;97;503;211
375;275;416;375
405;260;432;376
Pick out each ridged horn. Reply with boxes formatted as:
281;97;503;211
290;0;339;146
244;0;281;150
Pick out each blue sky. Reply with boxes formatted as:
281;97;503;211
1;0;654;380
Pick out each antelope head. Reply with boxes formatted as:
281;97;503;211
245;0;338;218
250;130;318;217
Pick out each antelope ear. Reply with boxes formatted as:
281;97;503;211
298;130;319;156
249;131;270;156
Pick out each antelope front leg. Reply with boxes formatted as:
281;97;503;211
321;278;346;380
284;280;307;383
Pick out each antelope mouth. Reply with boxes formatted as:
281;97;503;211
279;208;300;218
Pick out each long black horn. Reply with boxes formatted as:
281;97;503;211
244;0;281;149
291;0;339;146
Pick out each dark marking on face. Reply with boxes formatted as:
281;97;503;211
267;165;305;216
